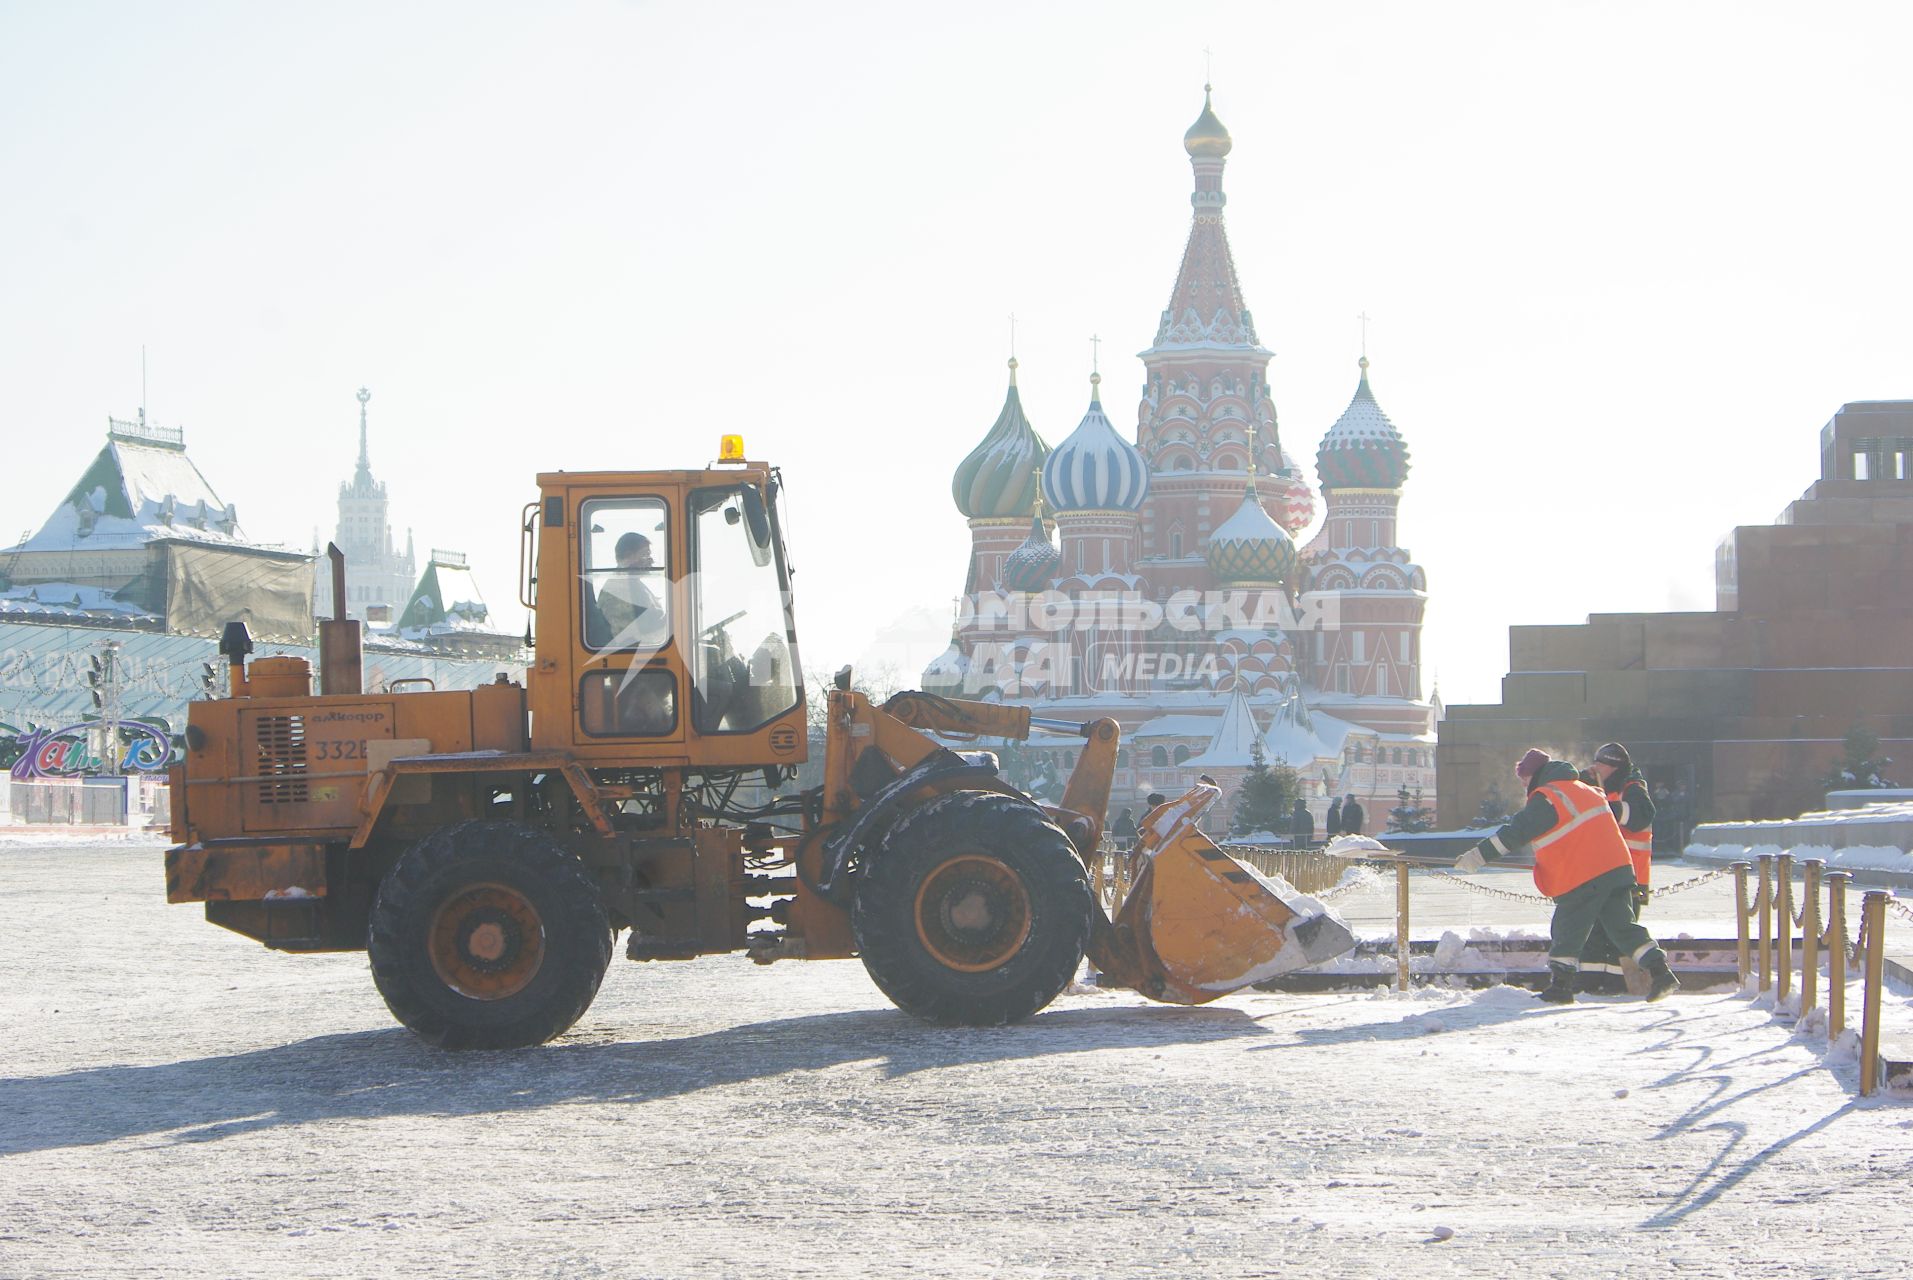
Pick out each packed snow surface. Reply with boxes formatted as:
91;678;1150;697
5;842;1913;1279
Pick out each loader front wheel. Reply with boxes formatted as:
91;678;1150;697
369;821;613;1049
854;791;1090;1026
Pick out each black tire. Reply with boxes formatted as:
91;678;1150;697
853;790;1091;1026
368;820;613;1049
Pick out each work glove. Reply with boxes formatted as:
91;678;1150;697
1454;847;1486;873
1632;884;1651;908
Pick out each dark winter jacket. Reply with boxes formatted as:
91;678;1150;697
1292;802;1314;846
1325;800;1342;834
1341;800;1365;835
1473;761;1586;860
1474;760;1634;895
1605;768;1654;833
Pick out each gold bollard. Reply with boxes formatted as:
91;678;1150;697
1756;854;1774;993
1396;859;1411;993
1827;872;1849;1040
1800;860;1822;1021
1776;853;1794;1007
1733;862;1752;986
1860;891;1887;1097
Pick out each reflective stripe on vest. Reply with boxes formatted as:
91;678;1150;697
1607;783;1654;886
1529;779;1634;897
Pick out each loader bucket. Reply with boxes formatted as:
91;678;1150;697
1087;785;1356;1004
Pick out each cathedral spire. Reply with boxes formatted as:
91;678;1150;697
354;387;373;488
1153;86;1257;350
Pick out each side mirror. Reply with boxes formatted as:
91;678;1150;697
740;485;773;568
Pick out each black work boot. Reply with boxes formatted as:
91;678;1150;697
1538;961;1577;1004
1642;949;1679;1002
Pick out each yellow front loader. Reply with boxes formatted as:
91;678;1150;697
164;441;1353;1047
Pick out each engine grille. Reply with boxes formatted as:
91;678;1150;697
254;715;310;804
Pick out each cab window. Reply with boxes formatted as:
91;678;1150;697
581;498;670;654
690;485;800;733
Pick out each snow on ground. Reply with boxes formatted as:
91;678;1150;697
5;842;1913;1279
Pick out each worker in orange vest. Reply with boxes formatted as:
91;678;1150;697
1454;748;1677;1004
1577;742;1657;993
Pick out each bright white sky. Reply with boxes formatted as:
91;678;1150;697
3;1;1908;706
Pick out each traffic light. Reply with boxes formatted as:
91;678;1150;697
86;654;106;709
200;662;219;698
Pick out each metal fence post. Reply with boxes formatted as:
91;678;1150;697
1733;862;1752;986
1800;859;1822;1021
1826;872;1849;1041
1396;860;1411;993
1776;853;1794;1007
1756;854;1773;993
1860;891;1887;1097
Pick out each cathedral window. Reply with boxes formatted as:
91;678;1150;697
1151;746;1168;767
1173;745;1190;764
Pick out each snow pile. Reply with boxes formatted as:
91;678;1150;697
1687;839;1913;876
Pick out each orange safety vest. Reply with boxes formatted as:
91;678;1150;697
1605;782;1653;887
1529;779;1634;898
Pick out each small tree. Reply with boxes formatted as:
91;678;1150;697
1473;782;1513;827
1824;727;1897;791
1231;739;1299;837
1388;784;1436;833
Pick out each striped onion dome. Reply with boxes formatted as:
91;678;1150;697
1317;356;1410;492
1041;373;1149;513
1207;482;1297;584
953;358;1049;519
1271;469;1317;534
998;511;1060;592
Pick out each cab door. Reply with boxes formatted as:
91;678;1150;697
531;480;690;761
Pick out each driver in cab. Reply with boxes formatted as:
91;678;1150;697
596;532;668;650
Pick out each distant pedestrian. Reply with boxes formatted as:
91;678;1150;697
1340;793;1365;836
1325;796;1343;838
1578;743;1657;993
1291;799;1314;849
1453;748;1677;1004
1111;807;1138;851
1667;782;1692;850
1651;782;1675;852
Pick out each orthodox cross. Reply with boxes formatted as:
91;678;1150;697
1356;311;1371;358
1089;333;1101;375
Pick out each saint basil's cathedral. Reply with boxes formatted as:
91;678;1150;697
923;89;1438;834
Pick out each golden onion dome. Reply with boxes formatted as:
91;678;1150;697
1183;85;1232;158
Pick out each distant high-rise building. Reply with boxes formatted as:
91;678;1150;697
313;388;416;624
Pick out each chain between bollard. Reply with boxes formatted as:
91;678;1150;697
1653;865;1735;897
1885;895;1913;927
1425;870;1551;902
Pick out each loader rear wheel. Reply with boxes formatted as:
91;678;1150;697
368;820;613;1049
854;791;1090;1026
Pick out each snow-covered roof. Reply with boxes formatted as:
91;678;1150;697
19;420;253;555
0;582;159;622
396;556;495;637
1131;714;1221;740
1183;685;1266;769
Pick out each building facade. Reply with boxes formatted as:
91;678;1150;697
927;90;1438;834
1437;400;1913;828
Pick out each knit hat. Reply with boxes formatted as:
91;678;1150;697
1594;742;1631;770
1514;748;1550;782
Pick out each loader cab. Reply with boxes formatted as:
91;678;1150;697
525;452;806;770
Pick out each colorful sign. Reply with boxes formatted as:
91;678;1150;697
3;718;178;780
